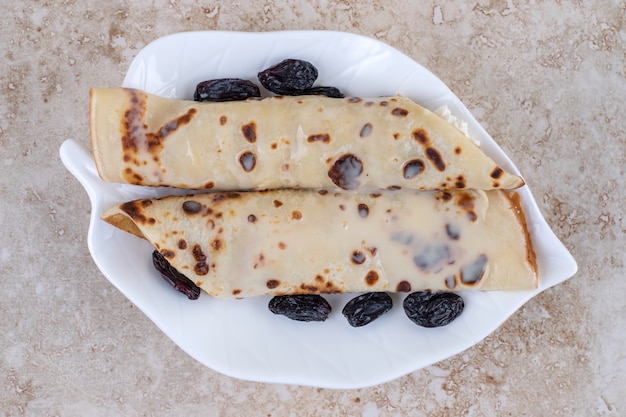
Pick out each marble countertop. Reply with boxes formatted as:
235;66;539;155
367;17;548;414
1;1;624;415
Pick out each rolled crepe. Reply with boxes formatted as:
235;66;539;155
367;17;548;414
102;189;538;298
90;88;524;191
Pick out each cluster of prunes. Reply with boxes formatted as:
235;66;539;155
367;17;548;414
269;291;464;329
193;58;344;101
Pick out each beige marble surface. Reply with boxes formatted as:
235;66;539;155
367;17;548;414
1;1;624;415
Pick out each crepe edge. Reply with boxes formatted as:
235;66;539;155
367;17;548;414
101;208;147;240
507;190;539;289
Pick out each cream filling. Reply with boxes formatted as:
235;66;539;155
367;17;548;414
435;105;479;146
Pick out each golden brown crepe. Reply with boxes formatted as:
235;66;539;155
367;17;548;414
102;189;538;299
90;88;524;191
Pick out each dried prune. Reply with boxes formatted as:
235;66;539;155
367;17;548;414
194;78;260;102
342;292;393;327
152;250;201;300
268;294;331;322
258;59;318;95
301;86;344;98
403;291;464;327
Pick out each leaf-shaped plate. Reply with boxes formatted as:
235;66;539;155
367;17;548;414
60;31;576;389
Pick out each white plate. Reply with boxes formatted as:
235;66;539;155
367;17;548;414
60;30;577;389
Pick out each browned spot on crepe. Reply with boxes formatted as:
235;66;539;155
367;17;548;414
120;200;151;224
191;244;209;275
360;123;372;138
266;279;280;289
396;280;411;292
238;151;256;172
425;147;446;171
328;154;363;190
307;133;331;143
403;159;425;179
391;107;408;117
491;167;504;179
365;270;379;286
412;128;430;145
351;251;365;264
241;121;257;143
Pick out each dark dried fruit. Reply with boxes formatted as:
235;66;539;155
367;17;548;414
342;292;393;327
194;78;261;102
152;250;201;300
268;294;331;322
301;86;344;98
403;291;464;328
258;59;318;95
